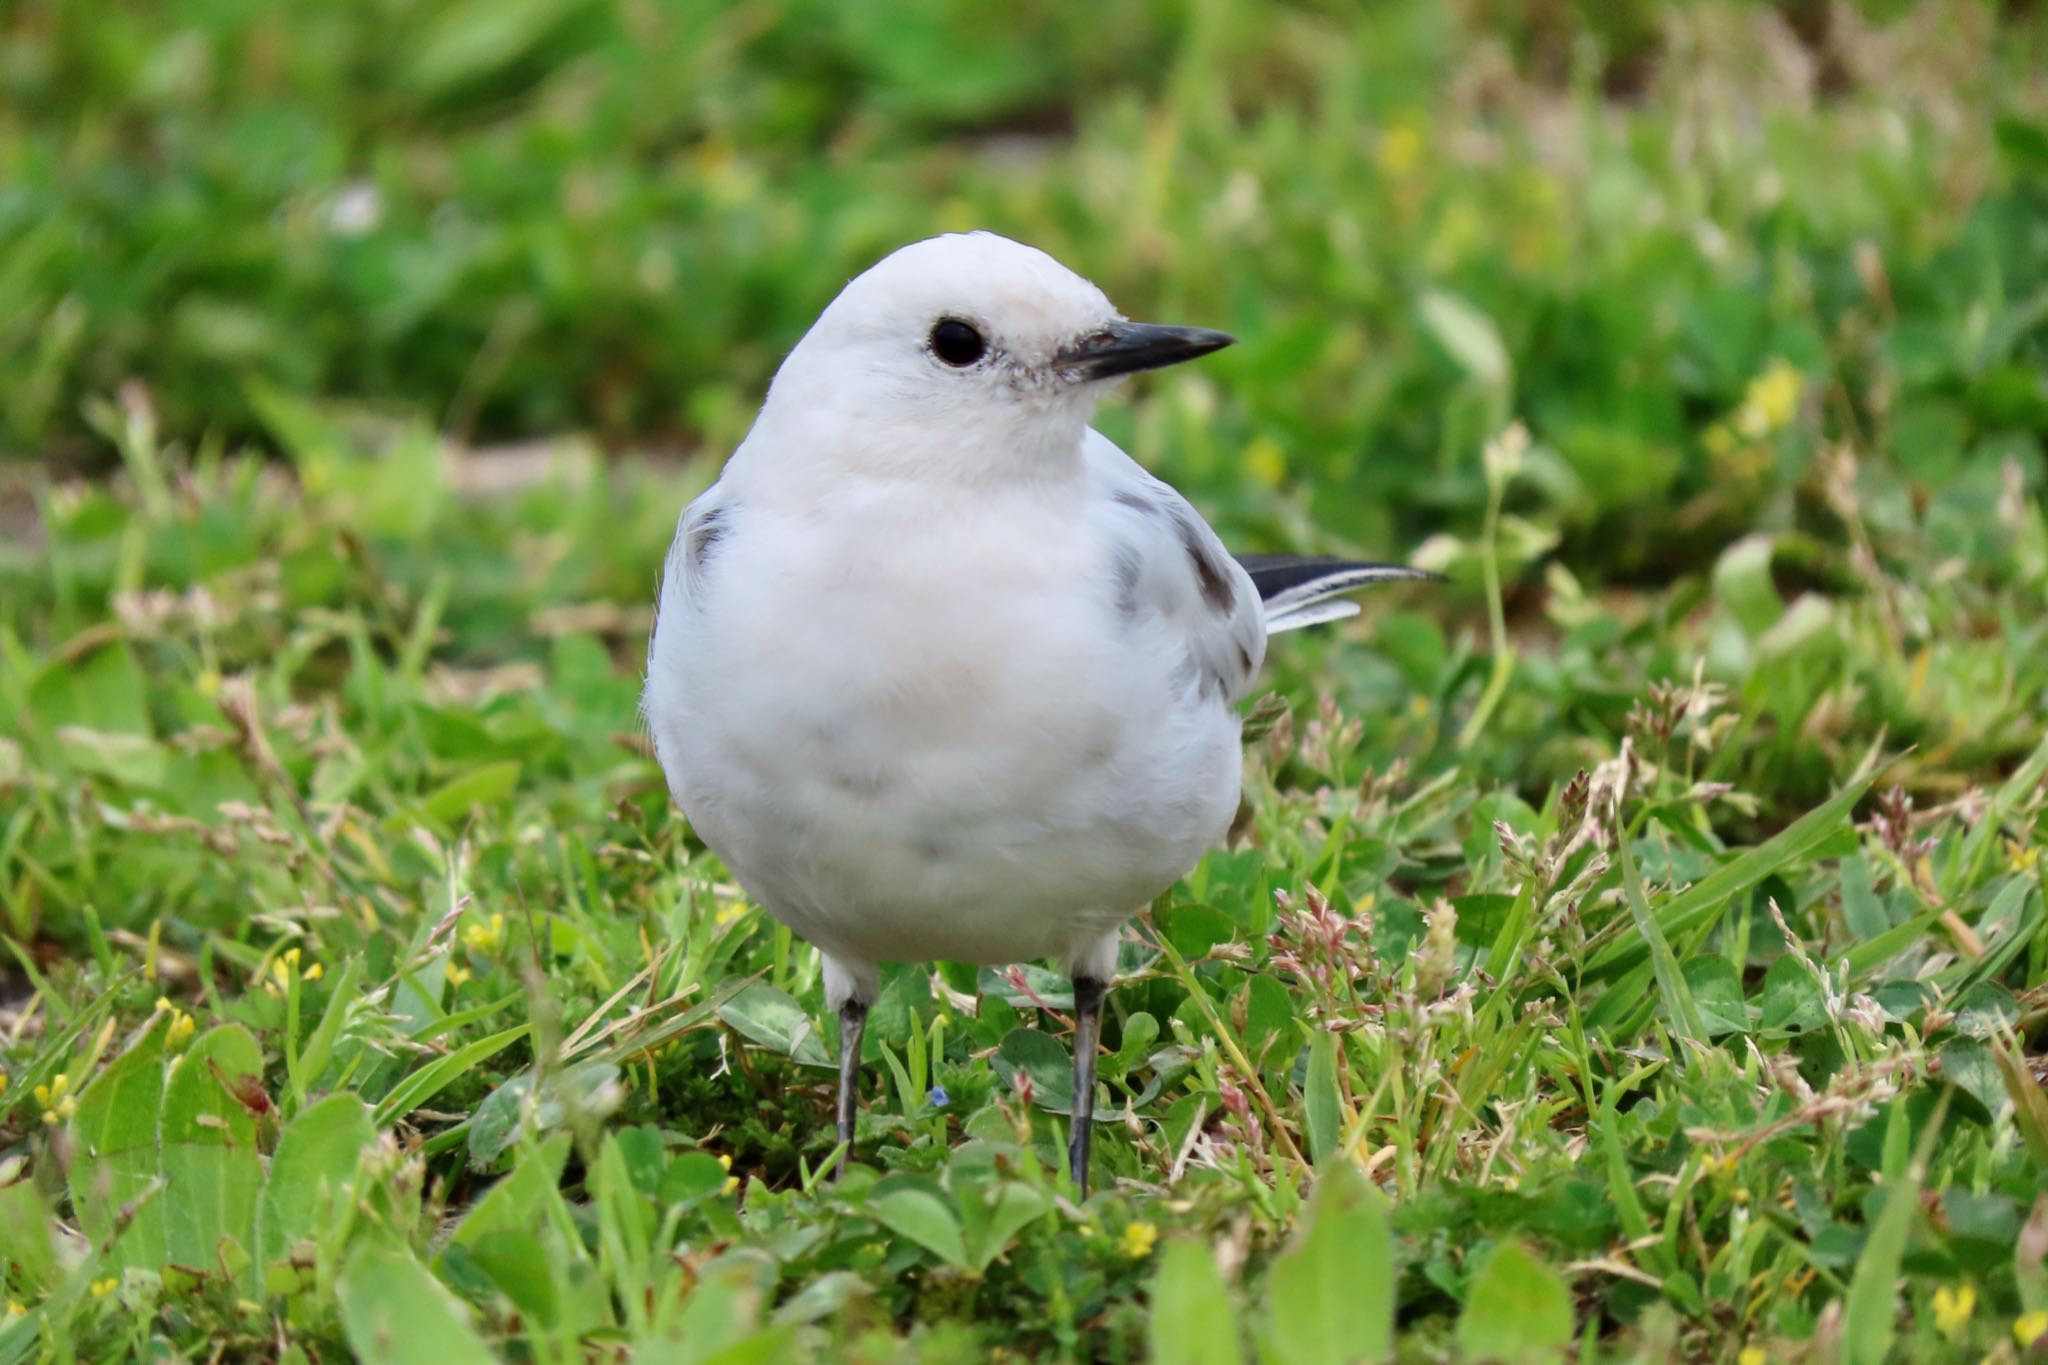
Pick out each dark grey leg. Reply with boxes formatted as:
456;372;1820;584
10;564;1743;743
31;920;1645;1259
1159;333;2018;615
834;999;868;1179
1069;976;1106;1195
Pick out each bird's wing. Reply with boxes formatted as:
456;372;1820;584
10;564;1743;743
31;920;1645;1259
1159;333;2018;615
1084;430;1266;704
1234;553;1440;633
646;486;733;678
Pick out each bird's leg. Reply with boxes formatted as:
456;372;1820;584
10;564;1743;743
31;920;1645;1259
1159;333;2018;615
834;998;869;1179
1068;975;1106;1196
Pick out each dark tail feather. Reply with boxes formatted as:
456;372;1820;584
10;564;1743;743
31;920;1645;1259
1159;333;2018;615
1234;553;1439;632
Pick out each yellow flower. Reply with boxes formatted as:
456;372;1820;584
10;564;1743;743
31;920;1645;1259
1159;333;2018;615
1244;436;1285;490
445;963;472;988
1737;1348;1765;1365
0;1074;9;1098
464;913;505;954
713;900;751;928
34;1074;75;1126
1735;360;1801;440
718;1152;738;1195
1120;1222;1159;1259
1376;121;1424;180
303;961;324;982
267;946;308;994
89;1277;116;1299
165;1010;196;1050
3;1301;21;1316
154;996;173;1013
2007;839;2039;875
2017;1310;2048;1347
1932;1284;1974;1339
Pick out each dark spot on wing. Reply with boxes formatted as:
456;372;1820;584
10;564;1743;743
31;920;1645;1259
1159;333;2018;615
1111;542;1145;620
686;506;728;574
1236;641;1254;675
1112;488;1160;516
1173;509;1237;614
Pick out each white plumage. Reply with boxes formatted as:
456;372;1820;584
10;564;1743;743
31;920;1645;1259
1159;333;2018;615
642;232;1424;1189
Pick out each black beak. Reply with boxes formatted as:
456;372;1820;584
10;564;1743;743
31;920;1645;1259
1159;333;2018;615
1054;320;1235;380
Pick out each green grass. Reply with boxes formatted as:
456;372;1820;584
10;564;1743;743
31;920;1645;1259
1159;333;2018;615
3;0;2048;1360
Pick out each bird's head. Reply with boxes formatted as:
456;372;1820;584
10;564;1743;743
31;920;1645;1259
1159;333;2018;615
751;232;1233;483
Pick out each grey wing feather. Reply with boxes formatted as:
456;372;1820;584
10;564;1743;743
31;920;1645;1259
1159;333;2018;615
1086;432;1265;703
1235;554;1439;634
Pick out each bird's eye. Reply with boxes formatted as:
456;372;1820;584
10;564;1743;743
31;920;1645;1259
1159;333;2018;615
929;318;987;367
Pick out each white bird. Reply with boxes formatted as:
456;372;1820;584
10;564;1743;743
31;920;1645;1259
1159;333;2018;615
643;232;1427;1192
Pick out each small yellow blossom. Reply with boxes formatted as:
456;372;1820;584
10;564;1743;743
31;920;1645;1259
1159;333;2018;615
0;1074;9;1098
34;1075;76;1126
1120;1222;1159;1259
1376;122;1424;180
88;1277;116;1299
464;914;506;954
165;1010;196;1050
719;1151;739;1195
1932;1284;1974;1339
303;962;323;982
2007;839;2040;875
445;963;472;988
1737;1348;1765;1365
1244;436;1285;489
713;901;751;928
1734;360;1801;440
2017;1310;2048;1347
154;996;173;1013
3;1301;21;1316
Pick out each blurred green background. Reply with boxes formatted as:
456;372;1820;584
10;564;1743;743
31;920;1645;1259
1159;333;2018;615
6;4;2048;1358
6;0;2044;583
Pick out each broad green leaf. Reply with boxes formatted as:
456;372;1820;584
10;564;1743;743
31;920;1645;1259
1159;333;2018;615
1456;1241;1573;1365
870;1188;968;1270
1838;855;1890;941
160;1023;265;1290
466;1059;619;1167
0;1183;57;1295
959;1181;1051;1273
1149;1240;1243;1365
261;1093;376;1263
1682;956;1750;1037
69;1016;167;1268
338;1244;497;1365
1711;533;1782;638
1758;956;1828;1034
466;1229;558;1327
991;1027;1074;1113
448;1133;573;1250
1263;1162;1393;1365
416;760;522;827
1418;289;1510;389
716;985;832;1068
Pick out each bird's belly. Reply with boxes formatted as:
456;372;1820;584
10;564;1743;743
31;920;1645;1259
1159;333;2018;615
662;574;1241;965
